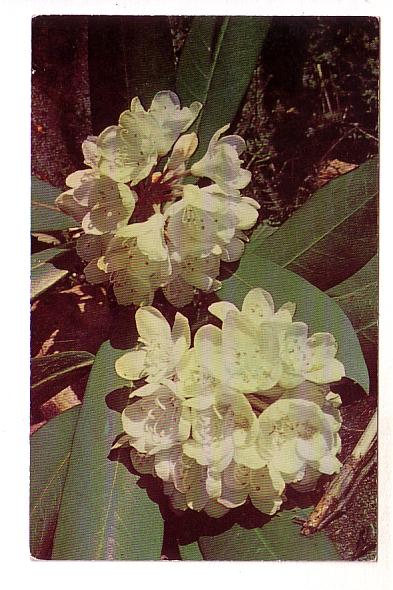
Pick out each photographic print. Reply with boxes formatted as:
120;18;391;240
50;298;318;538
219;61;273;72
30;15;378;561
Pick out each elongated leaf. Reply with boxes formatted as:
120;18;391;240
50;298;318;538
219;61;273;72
179;541;204;561
30;406;81;559
31;247;69;300
52;341;164;559
250;158;378;291
327;256;378;393
219;253;369;393
176;16;271;162
199;508;339;560
31;177;75;231
31;351;95;407
88;16;175;134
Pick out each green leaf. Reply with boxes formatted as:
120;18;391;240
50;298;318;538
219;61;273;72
31;247;68;299
31;351;95;405
88;16;175;134
327;255;378;393
249;158;378;291
198;508;339;560
51;341;164;559
176;16;271;162
219;253;369;393
30;406;81;559
31;177;76;231
179;541;204;561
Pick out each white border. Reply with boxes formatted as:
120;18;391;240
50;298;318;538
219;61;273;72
1;1;391;589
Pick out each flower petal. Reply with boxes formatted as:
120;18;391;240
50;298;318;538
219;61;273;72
115;350;147;380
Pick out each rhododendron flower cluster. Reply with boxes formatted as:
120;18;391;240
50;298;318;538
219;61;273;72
57;91;259;307
113;288;344;518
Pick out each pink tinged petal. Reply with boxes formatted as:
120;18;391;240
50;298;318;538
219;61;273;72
56;190;87;223
208;301;239;322
242;288;275;320
220;134;246;155
113;272;154;307
82;212;102;235
76;234;105;262
271;439;305;475
307;359;346;384
115;350;148;380
220;237;245;262
154;449;173;481
204;500;230;518
318;454;342;475
170;491;188;512
165;132;198;172
235;200;259;230
234;445;266;470
130;448;155;474
249;467;283;515
122;401;150;438
183;393;216;411
135;306;171;344
65;169;94;189
290;465;320;492
218;482;248;509
172;312;191;348
206;469;222;498
296;433;329;462
179;407;192;440
130;96;145;112
162;272;195;308
130;382;161;398
83;259;108;285
277;301;296;318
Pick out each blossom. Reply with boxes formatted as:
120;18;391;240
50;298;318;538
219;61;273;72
182;395;259;498
217;309;282;393
209;288;345;390
162;250;222;308
75;233;111;285
115;206;168;261
278;325;346;388
219;461;284;515
97;112;157;185
209;287;296;327
191;124;252;194
165;184;259;260
115;306;190;388
131;91;202;157
161;454;229;518
59;91;261;307
56;175;136;235
257;398;342;484
121;386;191;455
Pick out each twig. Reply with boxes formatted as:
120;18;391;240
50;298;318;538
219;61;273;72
317;63;333;115
301;411;377;535
31;200;60;212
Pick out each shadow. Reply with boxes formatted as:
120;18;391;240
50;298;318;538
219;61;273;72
105;387;131;413
108;305;139;350
330;377;368;407
31;283;112;357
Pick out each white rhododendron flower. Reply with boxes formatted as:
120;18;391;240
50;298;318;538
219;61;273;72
115;306;190;388
121;387;191;455
191;124;252;194
113;287;344;518
257;398;342;483
219;461;284;515
57;90;256;307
